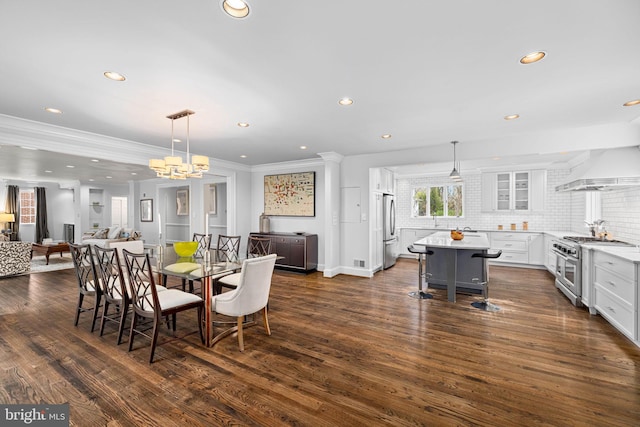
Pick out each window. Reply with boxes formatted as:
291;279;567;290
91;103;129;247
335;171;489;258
412;184;463;218
412;187;427;217
19;189;36;224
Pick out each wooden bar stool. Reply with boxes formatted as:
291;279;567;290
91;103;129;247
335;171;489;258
407;245;434;299
470;250;502;311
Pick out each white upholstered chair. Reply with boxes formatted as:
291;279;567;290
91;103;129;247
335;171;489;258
218;236;272;291
211;254;277;351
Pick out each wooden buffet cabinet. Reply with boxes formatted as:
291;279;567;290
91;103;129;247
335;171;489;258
250;232;318;272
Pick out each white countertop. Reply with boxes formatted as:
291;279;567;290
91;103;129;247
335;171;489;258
582;243;640;263
413;231;490;250
401;227;579;237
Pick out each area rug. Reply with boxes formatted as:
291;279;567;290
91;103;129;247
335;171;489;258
29;254;74;274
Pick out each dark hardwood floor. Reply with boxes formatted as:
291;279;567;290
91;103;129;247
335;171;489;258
1;259;639;426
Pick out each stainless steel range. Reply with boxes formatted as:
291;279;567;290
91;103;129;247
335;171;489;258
552;236;632;306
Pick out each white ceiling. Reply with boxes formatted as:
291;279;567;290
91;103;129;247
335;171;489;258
1;0;640;185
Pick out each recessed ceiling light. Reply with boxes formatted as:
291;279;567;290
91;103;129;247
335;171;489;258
66;165;75;168
338;97;354;106
520;51;546;64
173;138;181;143
104;71;126;81
300;145;307;150
240;155;247;158
623;99;640;107
21;146;38;150
89;179;95;182
44;107;62;114
237;122;250;127
131;172;137;175
45;170;53;173
381;134;392;139
91;159;99;162
106;176;112;179
504;114;520;120
492;157;501;161
222;0;249;18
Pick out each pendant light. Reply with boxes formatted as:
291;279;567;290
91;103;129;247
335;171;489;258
449;140;462;181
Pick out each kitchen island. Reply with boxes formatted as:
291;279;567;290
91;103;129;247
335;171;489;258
413;231;490;302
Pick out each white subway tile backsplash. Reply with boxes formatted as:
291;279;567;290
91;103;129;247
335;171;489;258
601;187;640;245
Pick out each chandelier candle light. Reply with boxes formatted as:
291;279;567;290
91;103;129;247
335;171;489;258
149;109;210;179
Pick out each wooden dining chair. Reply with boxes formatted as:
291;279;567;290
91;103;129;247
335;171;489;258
217;235;241;262
69;243;102;332
122;249;204;363
247;236;272;258
192;233;211;258
182;233;212;293
93;245;129;344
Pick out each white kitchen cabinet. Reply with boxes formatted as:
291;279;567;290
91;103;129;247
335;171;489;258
371;167;395;194
527;233;545;265
489;232;545;266
481;170;545;212
592;251;637;342
490;232;529;264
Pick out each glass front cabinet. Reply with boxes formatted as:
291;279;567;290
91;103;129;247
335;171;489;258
482;170;545;212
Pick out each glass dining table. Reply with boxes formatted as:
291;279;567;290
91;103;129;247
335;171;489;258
151;246;242;347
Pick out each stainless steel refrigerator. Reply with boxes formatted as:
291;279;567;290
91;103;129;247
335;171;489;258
383;193;397;269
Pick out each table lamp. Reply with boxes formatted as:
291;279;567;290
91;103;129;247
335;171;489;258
0;213;15;236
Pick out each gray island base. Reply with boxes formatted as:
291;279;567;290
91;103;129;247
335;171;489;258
413;231;491;302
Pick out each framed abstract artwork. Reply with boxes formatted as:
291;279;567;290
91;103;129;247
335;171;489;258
264;172;315;216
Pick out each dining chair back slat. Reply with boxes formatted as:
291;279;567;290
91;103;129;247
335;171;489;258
247;236;272;258
192;233;211;258
217;235;241;262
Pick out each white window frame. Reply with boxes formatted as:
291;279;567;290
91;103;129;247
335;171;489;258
411;183;464;218
19;189;36;225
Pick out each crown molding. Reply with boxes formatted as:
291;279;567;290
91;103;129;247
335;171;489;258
251;157;325;173
0;114;250;173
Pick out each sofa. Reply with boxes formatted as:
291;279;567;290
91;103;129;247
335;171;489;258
0;241;32;277
82;226;142;248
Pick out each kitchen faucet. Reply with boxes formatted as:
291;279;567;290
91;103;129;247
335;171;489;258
585;219;606;237
433;215;439;228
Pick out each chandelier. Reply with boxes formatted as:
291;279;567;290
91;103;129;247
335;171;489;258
149;109;210;179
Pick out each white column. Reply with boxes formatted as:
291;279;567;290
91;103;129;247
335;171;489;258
318;152;343;277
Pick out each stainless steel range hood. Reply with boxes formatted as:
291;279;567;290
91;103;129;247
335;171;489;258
555;146;640;192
